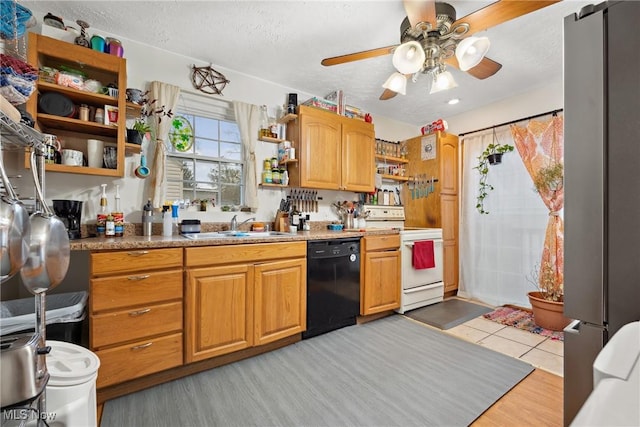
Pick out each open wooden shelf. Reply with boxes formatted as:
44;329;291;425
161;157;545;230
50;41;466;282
41;163;121;176
381;174;409;182
277;113;297;124
279;159;298;166
125;143;141;155
375;154;409;164
38;82;118;106
259;135;285;144
38;114;119;137
259;183;288;188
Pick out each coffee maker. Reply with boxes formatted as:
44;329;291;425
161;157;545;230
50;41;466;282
52;200;83;240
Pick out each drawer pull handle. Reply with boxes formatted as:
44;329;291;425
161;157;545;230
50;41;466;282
131;342;153;351
127;250;150;257
129;308;151;316
127;275;150;281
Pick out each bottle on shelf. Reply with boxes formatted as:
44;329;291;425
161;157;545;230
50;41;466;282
259;105;270;138
96;184;109;236
112;184;124;237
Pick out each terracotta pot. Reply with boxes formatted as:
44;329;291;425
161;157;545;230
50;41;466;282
528;291;571;331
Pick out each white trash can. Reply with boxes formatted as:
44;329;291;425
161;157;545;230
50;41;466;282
45;340;100;427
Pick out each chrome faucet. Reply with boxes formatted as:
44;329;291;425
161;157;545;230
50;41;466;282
230;215;256;231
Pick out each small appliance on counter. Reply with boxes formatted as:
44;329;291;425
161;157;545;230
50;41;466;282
180;219;201;234
52;199;82;240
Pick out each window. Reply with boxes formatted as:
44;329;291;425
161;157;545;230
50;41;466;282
165;95;242;207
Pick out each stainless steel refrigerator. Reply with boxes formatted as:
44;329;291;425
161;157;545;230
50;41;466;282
564;1;640;425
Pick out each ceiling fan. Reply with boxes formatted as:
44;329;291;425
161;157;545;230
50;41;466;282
321;0;560;100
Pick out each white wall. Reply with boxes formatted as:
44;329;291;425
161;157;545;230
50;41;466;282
13;18;417;226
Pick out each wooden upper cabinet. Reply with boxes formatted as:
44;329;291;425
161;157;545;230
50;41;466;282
341;119;375;192
439;133;459;195
298;110;341;189
288;106;375;191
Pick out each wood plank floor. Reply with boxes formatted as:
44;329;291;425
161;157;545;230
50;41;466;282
473;369;564;426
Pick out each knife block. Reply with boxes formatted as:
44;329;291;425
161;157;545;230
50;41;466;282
274;211;289;231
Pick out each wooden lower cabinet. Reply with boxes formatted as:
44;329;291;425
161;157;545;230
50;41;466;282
361;235;401;315
94;333;183;388
89;248;184;389
184;242;306;362
254;258;307;346
185;264;254;363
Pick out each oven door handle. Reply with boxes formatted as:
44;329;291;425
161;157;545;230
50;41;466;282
405;240;443;248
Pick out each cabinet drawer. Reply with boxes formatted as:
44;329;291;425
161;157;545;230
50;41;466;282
96;333;183;388
363;234;400;251
91;301;183;349
91;248;183;275
185;241;306;267
91;269;183;312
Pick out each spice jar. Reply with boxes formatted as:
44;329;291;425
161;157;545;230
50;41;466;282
79;104;89;121
94;108;104;124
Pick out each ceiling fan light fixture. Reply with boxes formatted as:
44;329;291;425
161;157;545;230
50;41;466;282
455;36;490;71
392;41;426;74
429;71;457;94
382;72;407;95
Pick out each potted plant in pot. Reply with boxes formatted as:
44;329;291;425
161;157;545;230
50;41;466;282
126;119;150;145
474;142;514;214
527;261;571;331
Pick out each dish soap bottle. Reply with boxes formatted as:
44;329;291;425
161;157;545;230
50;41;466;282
96;184;108;237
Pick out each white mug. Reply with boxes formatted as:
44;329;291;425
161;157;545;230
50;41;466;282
87;139;104;168
62;149;83;166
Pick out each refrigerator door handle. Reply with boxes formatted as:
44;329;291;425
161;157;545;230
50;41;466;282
565;319;582;335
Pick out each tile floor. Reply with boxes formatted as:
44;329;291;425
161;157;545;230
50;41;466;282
444;311;564;377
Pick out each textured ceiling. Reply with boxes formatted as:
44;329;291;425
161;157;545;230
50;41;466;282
22;1;589;126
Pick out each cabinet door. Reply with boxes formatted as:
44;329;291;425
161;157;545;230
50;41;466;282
441;194;459;293
341;120;375;192
361;250;401;315
299;112;341;189
439;133;459;195
185;264;254;363
254;258;306;346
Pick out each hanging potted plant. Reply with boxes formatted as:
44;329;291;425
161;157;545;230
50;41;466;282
527;262;570;331
474;140;514;214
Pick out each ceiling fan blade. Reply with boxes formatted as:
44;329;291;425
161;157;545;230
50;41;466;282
454;0;560;35
379;89;398;101
321;45;396;66
445;56;503;80
403;0;437;30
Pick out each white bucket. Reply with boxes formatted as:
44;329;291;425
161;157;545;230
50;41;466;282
45;340;100;427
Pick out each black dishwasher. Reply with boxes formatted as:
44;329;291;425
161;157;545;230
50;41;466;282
303;238;360;339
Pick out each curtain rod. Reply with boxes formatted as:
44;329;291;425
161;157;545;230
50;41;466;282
458;108;563;137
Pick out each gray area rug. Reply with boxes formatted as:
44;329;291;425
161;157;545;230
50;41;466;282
102;315;533;427
405;298;494;330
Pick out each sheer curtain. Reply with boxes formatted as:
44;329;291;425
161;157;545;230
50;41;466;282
232;101;259;212
459;126;548;307
149;81;181;208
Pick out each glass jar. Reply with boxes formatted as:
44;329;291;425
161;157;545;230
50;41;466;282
259;105;270;138
272;168;280;184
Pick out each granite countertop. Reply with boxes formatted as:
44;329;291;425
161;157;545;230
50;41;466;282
70;228;399;251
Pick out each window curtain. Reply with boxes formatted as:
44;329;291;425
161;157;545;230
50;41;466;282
149;81;181;208
459;127;548;307
232;101;259;212
510;114;564;295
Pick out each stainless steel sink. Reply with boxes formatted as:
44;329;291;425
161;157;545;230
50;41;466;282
182;231;290;240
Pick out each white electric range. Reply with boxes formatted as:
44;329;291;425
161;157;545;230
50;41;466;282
364;205;444;313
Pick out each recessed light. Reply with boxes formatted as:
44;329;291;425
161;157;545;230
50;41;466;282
447;98;460;105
